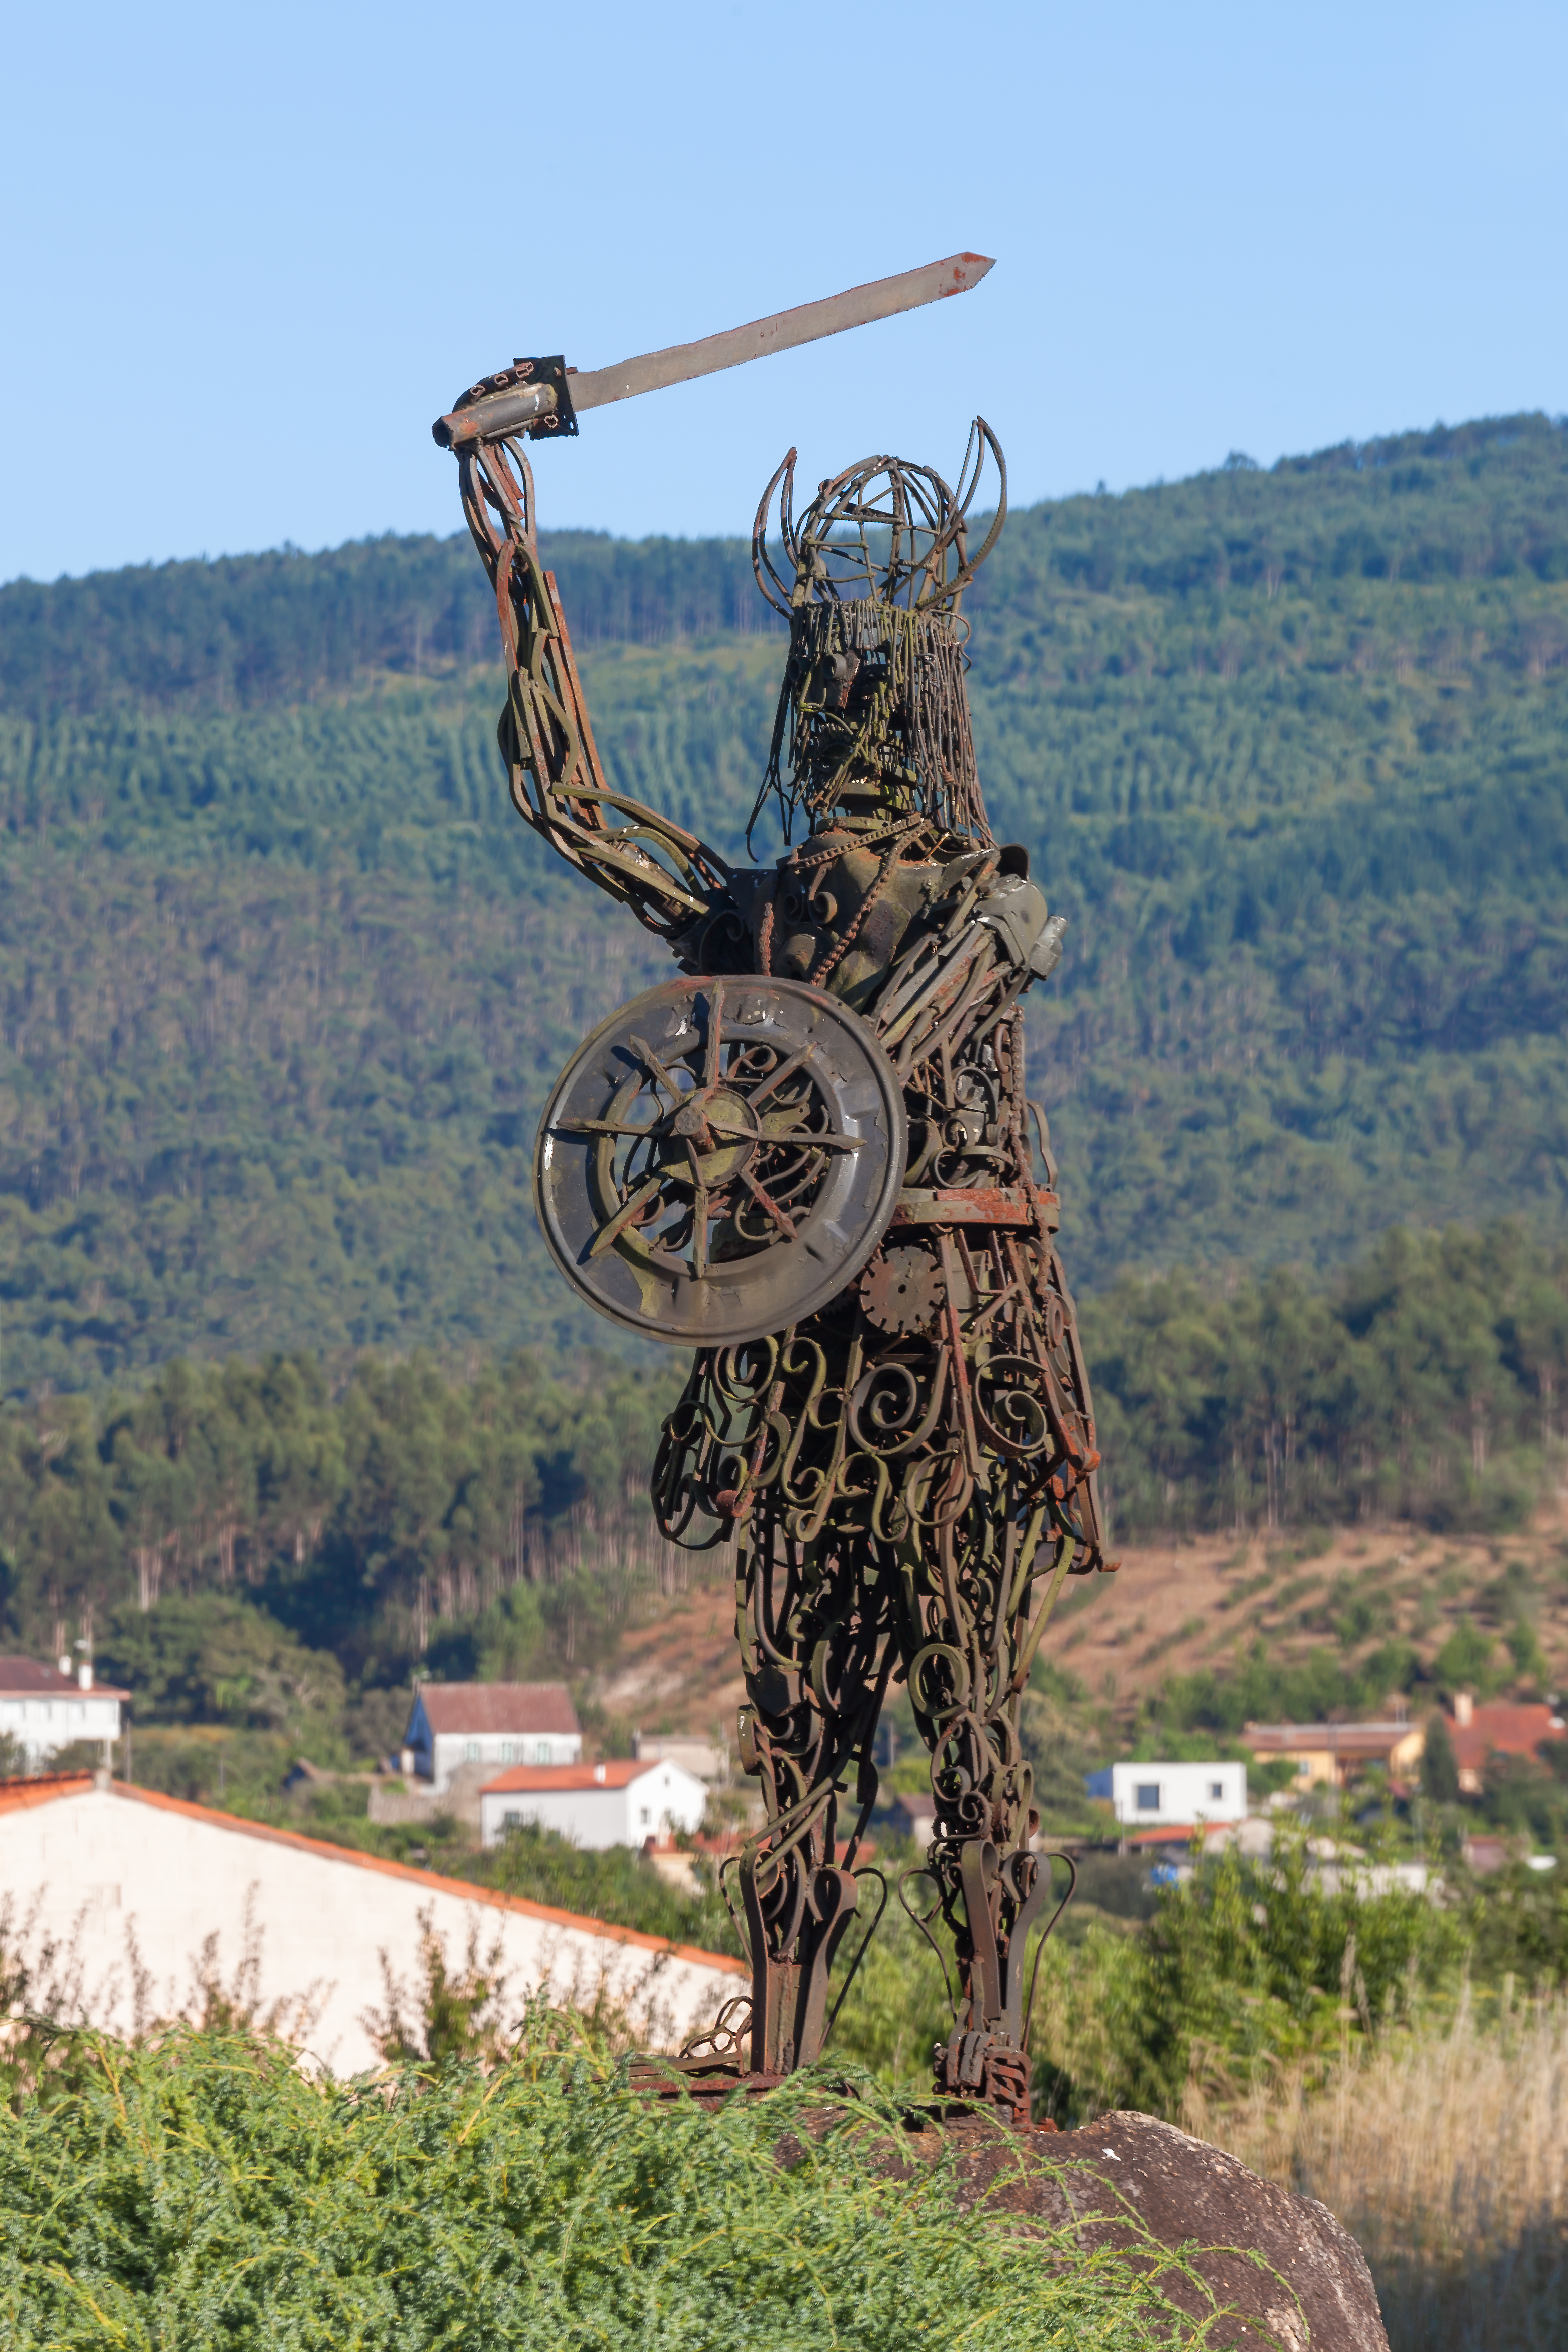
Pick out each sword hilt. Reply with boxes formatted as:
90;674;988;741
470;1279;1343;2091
432;356;578;449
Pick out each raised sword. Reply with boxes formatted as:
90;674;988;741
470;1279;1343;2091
431;252;995;451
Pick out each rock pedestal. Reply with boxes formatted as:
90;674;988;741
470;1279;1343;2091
908;2108;1389;2352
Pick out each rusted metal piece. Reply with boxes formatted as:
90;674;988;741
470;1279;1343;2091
890;1185;1050;1227
432;253;994;449
444;327;1112;2126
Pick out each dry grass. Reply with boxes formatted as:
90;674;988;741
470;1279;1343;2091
1198;1993;1568;2351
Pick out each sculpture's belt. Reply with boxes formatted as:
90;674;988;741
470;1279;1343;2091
888;1187;1059;1230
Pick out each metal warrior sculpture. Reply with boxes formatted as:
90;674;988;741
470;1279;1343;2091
436;257;1114;2124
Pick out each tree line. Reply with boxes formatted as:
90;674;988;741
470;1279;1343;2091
0;1222;1556;1716
1087;1221;1568;1541
2;1350;694;1705
0;531;781;724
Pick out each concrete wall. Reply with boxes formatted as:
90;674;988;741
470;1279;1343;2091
0;1780;743;2075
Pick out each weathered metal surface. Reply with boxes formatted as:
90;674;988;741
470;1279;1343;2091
443;309;1114;2127
432;253;993;449
535;975;907;1347
889;1186;1048;1227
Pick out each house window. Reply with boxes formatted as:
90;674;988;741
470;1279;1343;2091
1135;1784;1160;1812
500;1742;517;1764
1209;1781;1224;1802
1296;1760;1311;1778
535;1741;550;1763
504;1810;520;1829
639;1807;651;1828
465;1741;480;1763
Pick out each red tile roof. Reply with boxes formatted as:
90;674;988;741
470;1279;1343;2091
481;1761;657;1795
0;1773;743;1974
415;1683;580;1738
0;1770;97;1814
0;1658;129;1699
1451;1703;1566;1775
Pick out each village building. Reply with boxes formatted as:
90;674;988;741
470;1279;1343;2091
631;1730;728;1782
1083;1759;1248;1828
1447;1692;1566;1793
400;1682;581;1795
0;1771;741;2074
1240;1718;1426;1789
478;1757;707;1852
0;1657;128;1769
884;1792;938;1848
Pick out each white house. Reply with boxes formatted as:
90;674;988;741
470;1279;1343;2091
479;1758;708;1852
402;1683;581;1794
0;1771;743;2074
0;1657;127;1769
1084;1760;1248;1828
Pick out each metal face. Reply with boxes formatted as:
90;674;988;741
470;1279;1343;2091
534;977;907;1347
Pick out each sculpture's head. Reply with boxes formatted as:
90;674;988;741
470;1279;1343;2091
749;425;1006;848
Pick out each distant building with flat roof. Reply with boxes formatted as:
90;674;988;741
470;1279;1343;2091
1084;1760;1247;1828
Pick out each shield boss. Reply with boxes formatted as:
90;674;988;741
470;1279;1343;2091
534;976;907;1346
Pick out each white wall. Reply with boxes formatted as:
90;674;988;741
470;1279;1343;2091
0;1782;743;2074
0;1692;122;1766
431;1730;580;1792
481;1764;707;1852
1111;1760;1247;1827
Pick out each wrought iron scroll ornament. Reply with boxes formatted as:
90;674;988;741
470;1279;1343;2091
450;400;1114;2126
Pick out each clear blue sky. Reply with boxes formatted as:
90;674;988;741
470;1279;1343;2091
3;1;1564;582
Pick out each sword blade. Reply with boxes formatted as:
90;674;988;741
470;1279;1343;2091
434;253;994;449
571;251;995;413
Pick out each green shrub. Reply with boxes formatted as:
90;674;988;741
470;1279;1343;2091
0;2026;1228;2350
1031;1835;1466;2124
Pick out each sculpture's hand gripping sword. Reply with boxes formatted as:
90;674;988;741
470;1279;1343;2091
431;252;994;450
433;255;996;941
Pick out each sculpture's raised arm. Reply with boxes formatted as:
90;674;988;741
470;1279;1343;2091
454;428;732;944
433;256;995;943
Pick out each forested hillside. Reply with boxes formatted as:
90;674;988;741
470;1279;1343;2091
0;411;1565;1391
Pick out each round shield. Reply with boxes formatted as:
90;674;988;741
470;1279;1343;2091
534;975;907;1346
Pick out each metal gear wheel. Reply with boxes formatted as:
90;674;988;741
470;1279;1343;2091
535;974;906;1346
858;1242;946;1337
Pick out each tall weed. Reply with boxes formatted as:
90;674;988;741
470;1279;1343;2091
1209;1992;1568;2352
